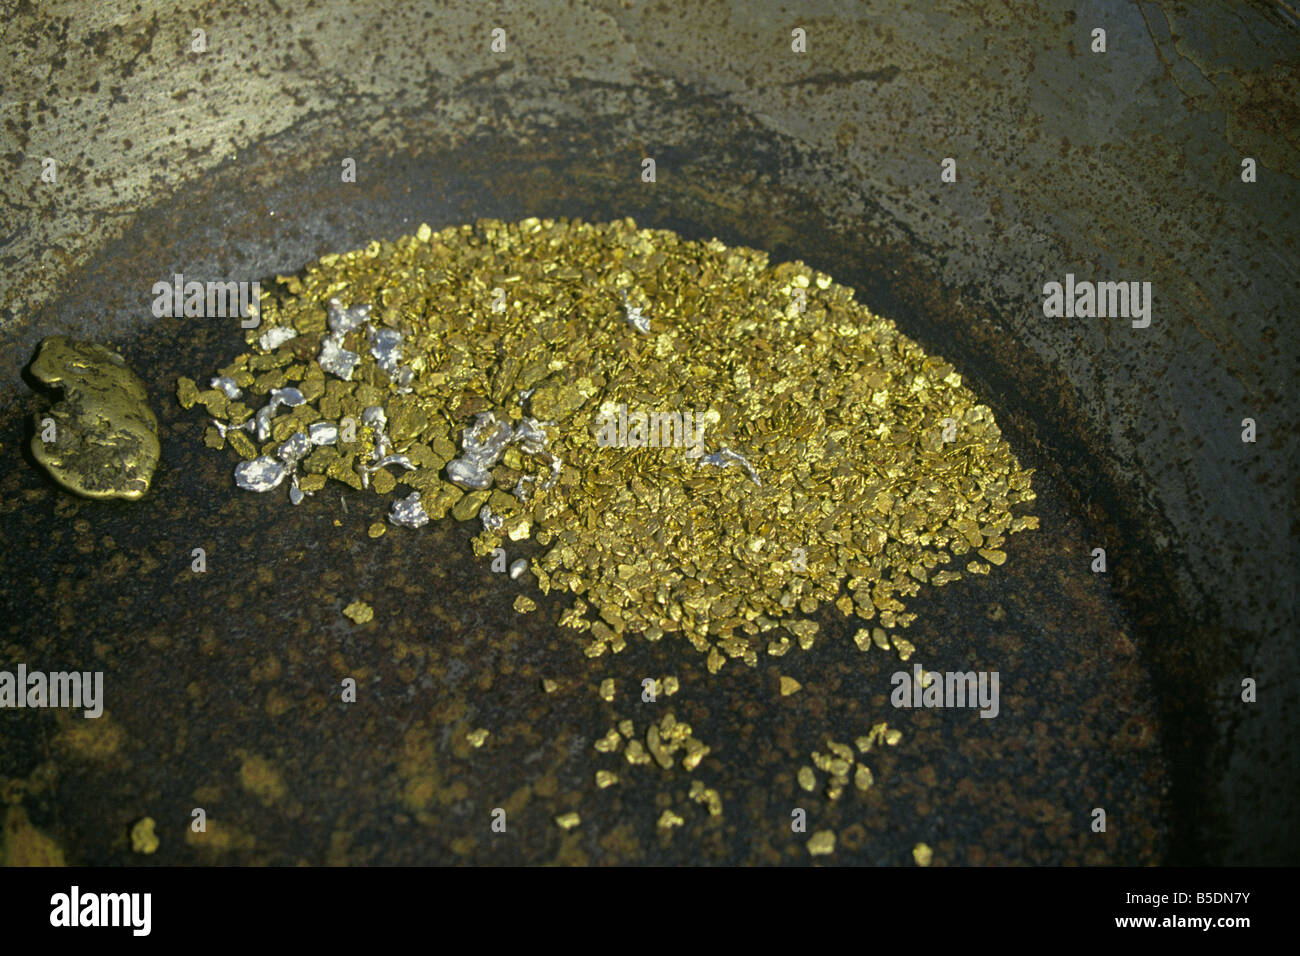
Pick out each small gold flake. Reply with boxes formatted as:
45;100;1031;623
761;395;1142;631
807;830;836;856
343;600;373;624
599;678;615;702
130;817;158;855
657;809;684;830
688;780;723;816
788;620;819;650
779;675;802;696
467;728;490;748
513;595;536;613
367;521;386;539
913;842;933;866
595;770;618;788
541;678;558;693
555;812;581;830
797;766;816;792
854;764;874;790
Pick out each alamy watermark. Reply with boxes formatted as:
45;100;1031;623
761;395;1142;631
0;664;103;718
151;273;260;326
891;662;999;718
1042;273;1151;328
50;886;150;936
594;402;708;458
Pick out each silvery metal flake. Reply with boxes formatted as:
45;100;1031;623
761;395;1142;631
514;418;548;456
479;505;504;532
368;326;404;378
272;386;305;407
326;297;371;334
447;457;493;490
234;455;288;492
210;376;242;399
701;447;762;487
447;411;519;489
258;326;298;351
309;422;338;445
388;491;429;529
509;559;528;580
542;455;562;490
288;472;310;505
362;406;391;458
254;386;307;441
368;453;414;472
318;335;360;381
462;412;513;467
622;290;651;334
277;431;311;464
213;417;256;438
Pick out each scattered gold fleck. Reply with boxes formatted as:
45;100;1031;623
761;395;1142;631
367;521;386;539
130;816;158;855
779;675;802;696
238;753;287;806
807;830;836;856
598;678;615;702
913;842;933;866
555;812;581;830
541;678;559;694
342;600;373;624
688;780;723;816
513;595;536;613
595;770;619;789
467;728;490;748
797;766;817;792
657;809;684;830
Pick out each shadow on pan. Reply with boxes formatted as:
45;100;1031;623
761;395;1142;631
0;90;1271;865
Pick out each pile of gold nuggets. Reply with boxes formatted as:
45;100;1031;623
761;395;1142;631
178;216;1036;670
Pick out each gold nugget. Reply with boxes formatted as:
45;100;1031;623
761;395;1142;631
31;336;159;499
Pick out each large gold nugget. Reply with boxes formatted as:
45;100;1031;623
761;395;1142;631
29;335;160;500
